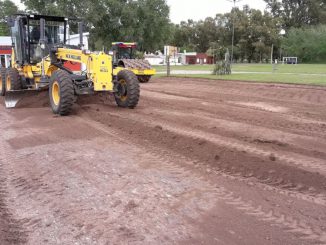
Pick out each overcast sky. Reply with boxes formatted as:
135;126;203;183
13;0;267;24
167;0;267;23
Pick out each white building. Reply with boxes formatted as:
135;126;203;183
67;32;90;50
0;36;12;68
145;53;164;65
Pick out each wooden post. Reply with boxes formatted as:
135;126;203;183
166;55;170;77
271;44;274;65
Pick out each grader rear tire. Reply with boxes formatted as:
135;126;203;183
114;70;140;109
5;68;22;91
49;70;74;116
0;67;6;96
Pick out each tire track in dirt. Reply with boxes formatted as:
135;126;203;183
149;77;326;105
0;151;28;245
79;106;326;209
0;111;122;244
218;190;326;243
142;107;326;158
0;111;223;244
146;78;326;114
140;89;326;139
1;78;326;244
79;116;326;244
3;142;219;244
116;127;326;208
103;110;326;176
1;141;145;244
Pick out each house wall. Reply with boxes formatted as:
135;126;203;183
186;56;197;65
182;53;214;65
0;44;12;68
196;53;214;64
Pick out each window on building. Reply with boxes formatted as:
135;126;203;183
0;55;5;67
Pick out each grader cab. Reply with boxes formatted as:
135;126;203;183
111;42;155;83
0;14;139;115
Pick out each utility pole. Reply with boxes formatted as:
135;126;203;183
227;0;242;66
271;44;274;65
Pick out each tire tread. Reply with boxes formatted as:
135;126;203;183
0;67;6;96
50;70;74;115
6;68;22;91
115;70;140;109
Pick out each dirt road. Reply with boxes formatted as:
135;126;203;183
0;77;326;244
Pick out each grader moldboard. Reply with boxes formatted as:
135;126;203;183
111;42;155;83
0;14;140;115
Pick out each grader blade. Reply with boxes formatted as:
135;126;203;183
5;90;37;108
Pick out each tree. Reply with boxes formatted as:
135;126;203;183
172;5;281;63
195;17;219;53
172;20;198;52
0;0;19;35
207;41;226;62
22;0;87;17
22;0;172;52
136;0;172;51
265;0;326;30
282;25;326;63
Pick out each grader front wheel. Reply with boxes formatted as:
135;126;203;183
5;68;22;91
114;70;140;109
49;70;75;115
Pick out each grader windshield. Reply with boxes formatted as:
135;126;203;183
10;14;67;64
28;19;65;62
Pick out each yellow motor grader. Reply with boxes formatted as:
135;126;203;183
111;42;155;83
0;14;139;115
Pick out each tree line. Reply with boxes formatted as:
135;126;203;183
0;0;325;63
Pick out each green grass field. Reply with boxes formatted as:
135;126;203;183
154;64;326;86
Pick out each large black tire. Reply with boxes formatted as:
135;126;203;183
5;68;22;91
0;67;6;96
114;70;140;109
138;75;151;83
49;70;75;116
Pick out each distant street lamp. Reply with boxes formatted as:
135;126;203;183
279;29;286;61
227;0;242;65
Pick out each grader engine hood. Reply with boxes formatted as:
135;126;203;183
56;48;114;91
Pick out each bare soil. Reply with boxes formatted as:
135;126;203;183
0;77;326;244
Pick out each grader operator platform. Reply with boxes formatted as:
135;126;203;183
0;14;139;115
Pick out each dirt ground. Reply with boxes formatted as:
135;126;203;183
0;77;326;244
